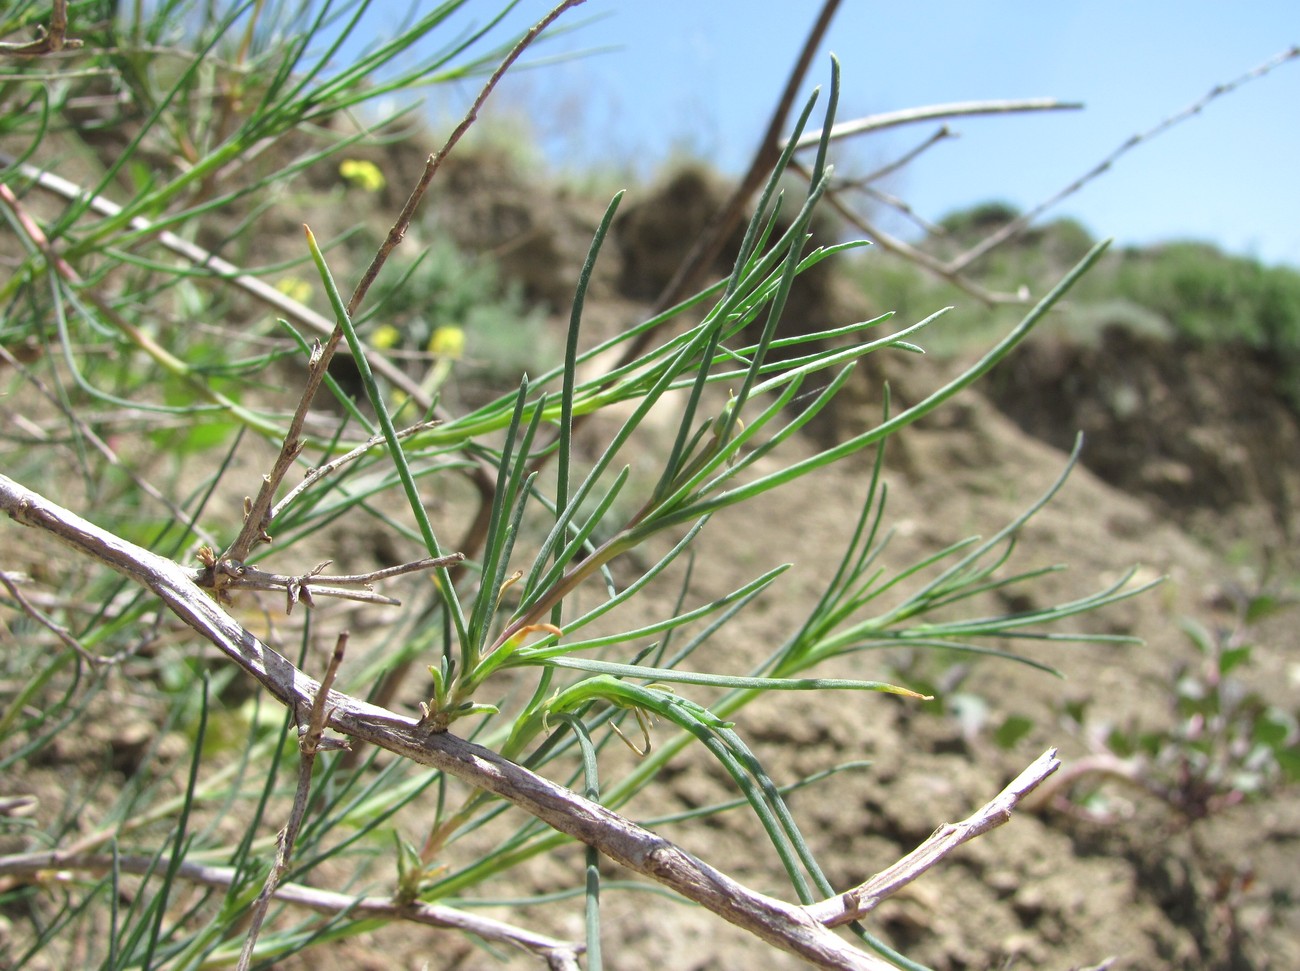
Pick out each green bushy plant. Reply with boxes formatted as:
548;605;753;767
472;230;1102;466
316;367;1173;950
1105;242;1300;403
854;201;1300;399
1;4;1153;969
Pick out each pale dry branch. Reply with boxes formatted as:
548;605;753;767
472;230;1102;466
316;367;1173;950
0;472;1060;970
791;98;1083;151
809;167;1023;306
823;128;955;238
803;748;1060;927
0;851;582;969
851;182;946;238
571;15;1077;326
796;48;1298;304
836;124;957;193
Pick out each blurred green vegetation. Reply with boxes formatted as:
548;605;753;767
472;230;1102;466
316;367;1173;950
852;203;1300;401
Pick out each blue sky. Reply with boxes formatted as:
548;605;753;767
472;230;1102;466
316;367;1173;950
401;2;1299;267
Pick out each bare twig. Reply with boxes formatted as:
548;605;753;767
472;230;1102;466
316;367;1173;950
790;97;1083;151
789;49;1298;302
347;0;588;318
0;851;582;969
946;45;1300;274
809;167;1022;306
0;569;100;665
222;334;337;563
269;420;440;520
803;749;1060;926
837;124;957;191
0;472;1061;971
202;553;465;613
783;98;1082;306
0;0;83;56
0;343;218;547
850;181;947;238
237;632;349;971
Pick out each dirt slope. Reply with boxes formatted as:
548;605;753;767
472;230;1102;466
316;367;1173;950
430;158;1300;970
4;144;1296;970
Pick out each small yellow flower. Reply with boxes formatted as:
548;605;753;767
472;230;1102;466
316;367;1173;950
339;159;386;193
275;277;312;304
427;325;465;359
370;324;401;349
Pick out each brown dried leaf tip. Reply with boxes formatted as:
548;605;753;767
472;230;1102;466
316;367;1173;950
196;545;247;604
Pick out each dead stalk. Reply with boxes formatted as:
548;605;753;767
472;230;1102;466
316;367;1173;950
236;632;350;971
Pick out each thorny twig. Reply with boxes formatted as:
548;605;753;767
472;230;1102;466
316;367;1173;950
236;632;349;971
945;44;1300;275
222;332;338;563
0;0;83;56
196;549;464;613
0;472;1059;971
